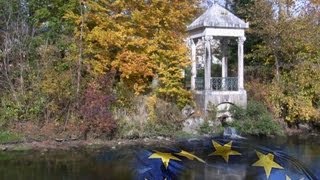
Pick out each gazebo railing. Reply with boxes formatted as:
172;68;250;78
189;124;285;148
195;77;238;91
211;77;238;91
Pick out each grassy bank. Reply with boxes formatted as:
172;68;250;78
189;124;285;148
0;98;318;146
0;131;22;144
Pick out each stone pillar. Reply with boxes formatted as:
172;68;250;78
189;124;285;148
190;39;196;90
204;36;212;90
238;36;246;91
221;39;228;90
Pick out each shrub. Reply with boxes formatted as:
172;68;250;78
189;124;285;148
114;81;136;110
80;73;117;139
143;121;179;137
173;130;194;139
143;97;184;137
197;120;224;135
0;97;20;127
116;120;141;139
115;95;185;138
230;101;283;136
0;92;46;126
206;102;217;121
198;121;212;135
116;116;182;139
153;99;183;125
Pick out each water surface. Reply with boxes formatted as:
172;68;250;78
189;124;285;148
0;136;318;180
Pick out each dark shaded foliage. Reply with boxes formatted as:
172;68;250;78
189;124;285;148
230;101;283;136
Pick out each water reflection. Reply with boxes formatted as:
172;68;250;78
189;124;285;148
0;150;134;180
0;136;318;180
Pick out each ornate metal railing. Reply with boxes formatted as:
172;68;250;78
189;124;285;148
195;77;238;91
211;77;238;91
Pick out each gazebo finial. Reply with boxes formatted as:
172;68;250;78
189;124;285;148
206;0;217;7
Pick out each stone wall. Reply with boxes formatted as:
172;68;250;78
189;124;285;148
194;90;247;112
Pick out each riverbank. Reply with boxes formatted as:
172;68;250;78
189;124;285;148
0;137;176;152
0;131;319;152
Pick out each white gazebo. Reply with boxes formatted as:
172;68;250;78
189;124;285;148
187;3;249;111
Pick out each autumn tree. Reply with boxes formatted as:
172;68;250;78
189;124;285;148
66;0;198;108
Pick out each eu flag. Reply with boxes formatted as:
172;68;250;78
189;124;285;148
134;137;318;180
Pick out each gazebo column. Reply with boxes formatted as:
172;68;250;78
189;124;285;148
190;39;196;90
221;39;228;90
204;37;212;90
238;36;246;91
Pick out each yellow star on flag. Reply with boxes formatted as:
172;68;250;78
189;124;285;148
252;151;284;179
148;151;181;169
175;150;205;163
208;140;241;163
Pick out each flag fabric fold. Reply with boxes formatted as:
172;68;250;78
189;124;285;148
134;137;317;180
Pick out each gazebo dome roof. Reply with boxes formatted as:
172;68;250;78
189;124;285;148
187;3;249;31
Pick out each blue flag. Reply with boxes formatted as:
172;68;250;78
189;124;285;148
134;137;318;180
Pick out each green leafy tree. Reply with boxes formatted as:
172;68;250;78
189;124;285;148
235;0;320;124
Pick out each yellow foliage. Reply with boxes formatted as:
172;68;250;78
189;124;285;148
146;95;157;122
269;61;320;122
66;0;198;106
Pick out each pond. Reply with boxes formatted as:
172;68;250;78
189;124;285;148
0;136;319;180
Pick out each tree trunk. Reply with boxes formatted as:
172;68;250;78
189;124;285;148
76;0;84;100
